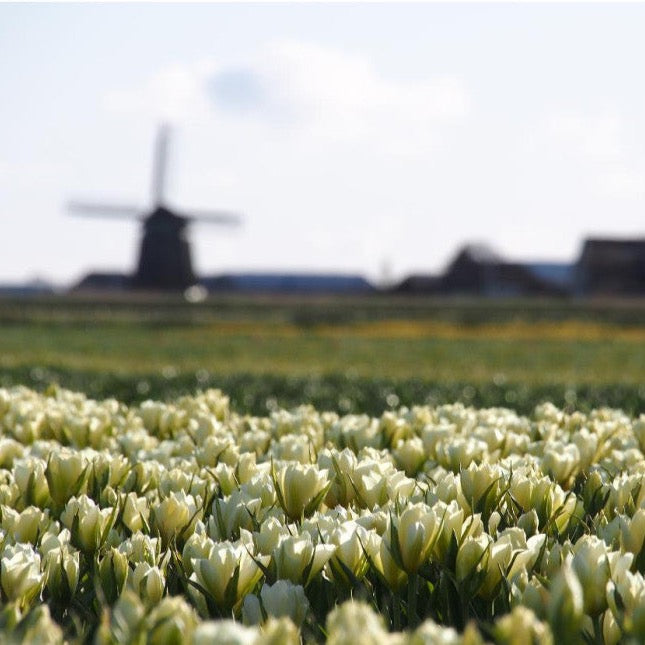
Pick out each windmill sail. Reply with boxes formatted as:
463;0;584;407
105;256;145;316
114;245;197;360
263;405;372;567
152;124;170;207
67;201;142;219
184;210;242;225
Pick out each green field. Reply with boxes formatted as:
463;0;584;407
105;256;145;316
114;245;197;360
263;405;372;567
1;294;644;414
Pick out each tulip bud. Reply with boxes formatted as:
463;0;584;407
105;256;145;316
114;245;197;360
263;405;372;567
1;505;49;544
389;503;441;574
326;601;389;645
261;617;300;645
374;535;407;591
542;443;580;486
272;534;335;586
602;609;622;645
99;548;129;604
123;493;150;534
410;619;470;645
13;458;50;509
192;620;257;645
0;438;23;469
479;537;514;600
145;595;198;645
318;448;358;508
96;590;145;644
209;492;262;541
261;580;309;625
273;463;330;521
181;528;214;577
3;605;64;644
488;511;501;536
43;546;79;601
456;535;490;585
1;543;44;603
151;491;201;546
622;508;645;557
327;522;379;584
190;541;268;611
45;449;87;510
61;495;115;554
393;438;426;477
517;510;539;538
460;463;502;514
131;562;165;605
119;532;161;566
432;500;466;566
582;470;607;514
571;536;632;616
548;556;583;642
496;606;554;645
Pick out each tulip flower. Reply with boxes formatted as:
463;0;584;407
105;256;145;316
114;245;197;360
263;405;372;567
60;495;116;554
190;540;269;611
273;463;330;521
242;580;309;626
131;562;165;605
1;543;44;604
43;545;79;601
45;449;87;510
387;503;441;574
272;533;335;586
151;491;201;546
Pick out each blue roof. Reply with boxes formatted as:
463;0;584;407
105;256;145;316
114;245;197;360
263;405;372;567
203;273;374;293
525;263;575;289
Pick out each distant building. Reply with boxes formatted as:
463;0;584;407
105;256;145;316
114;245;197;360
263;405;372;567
525;263;576;292
393;237;645;298
575;238;645;296
443;245;570;296
202;273;375;295
393;244;570;297
69;270;374;296
393;274;443;295
73;272;130;292
0;279;55;296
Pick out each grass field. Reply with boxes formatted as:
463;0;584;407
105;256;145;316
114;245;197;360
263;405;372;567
1;293;644;414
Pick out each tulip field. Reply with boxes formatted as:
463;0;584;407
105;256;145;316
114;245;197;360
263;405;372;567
2;384;645;643
1;294;644;416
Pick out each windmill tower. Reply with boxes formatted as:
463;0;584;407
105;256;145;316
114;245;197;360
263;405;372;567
69;126;242;291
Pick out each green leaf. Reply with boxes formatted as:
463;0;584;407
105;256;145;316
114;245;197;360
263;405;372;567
303;480;332;519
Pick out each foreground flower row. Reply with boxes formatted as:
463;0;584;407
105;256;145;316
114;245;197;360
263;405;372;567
0;386;644;643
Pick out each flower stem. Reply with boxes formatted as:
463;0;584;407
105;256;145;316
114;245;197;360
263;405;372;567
408;572;419;627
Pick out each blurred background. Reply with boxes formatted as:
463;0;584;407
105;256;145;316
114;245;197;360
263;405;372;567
1;3;644;414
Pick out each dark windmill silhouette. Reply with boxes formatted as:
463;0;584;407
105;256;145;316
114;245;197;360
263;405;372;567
69;126;241;291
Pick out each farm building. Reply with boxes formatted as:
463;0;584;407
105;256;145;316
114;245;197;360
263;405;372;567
202;273;375;295
440;245;569;296
392;244;572;297
575;238;645;296
392;237;645;297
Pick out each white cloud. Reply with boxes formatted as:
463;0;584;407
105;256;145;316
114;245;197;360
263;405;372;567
105;60;218;123
263;41;468;147
104;41;469;153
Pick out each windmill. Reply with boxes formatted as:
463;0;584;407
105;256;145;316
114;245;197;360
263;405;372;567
69;126;242;291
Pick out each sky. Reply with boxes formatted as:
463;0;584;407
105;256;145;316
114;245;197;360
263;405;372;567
1;2;645;287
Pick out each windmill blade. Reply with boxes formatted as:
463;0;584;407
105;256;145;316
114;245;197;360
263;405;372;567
68;201;143;219
152;124;170;207
184;209;243;226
